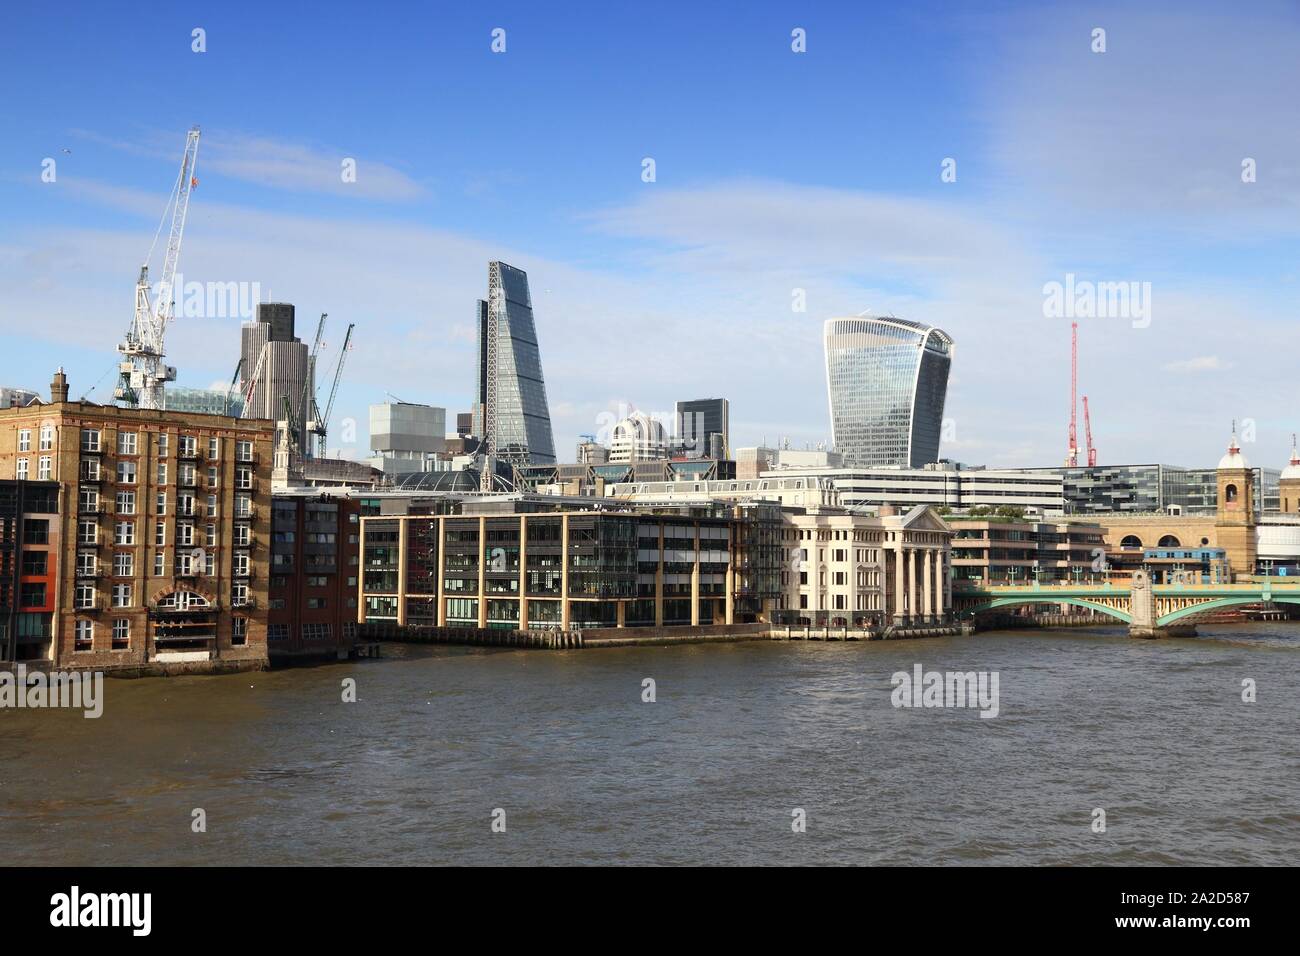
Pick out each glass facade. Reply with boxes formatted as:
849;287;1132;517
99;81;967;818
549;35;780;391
824;316;952;468
476;261;556;465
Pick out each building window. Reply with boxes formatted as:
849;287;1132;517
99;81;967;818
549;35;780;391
177;524;193;546
111;584;132;608
117;460;136;484
178;435;197;458
156;462;168;485
22;551;48;576
157;433;168;456
117;432;137;455
235;525;251;547
81;429;101;453
75;619;94;651
114;552;133;577
307;597;326;609
208;437;221;460
35;455;51;480
115;521;135;546
154;552;165;576
233;554;250;576
205;550;215;575
207;494;218;517
116;491;136;515
232;583;249;606
39;424;54;450
76;552;97;576
18;429;30;452
78;519;97;545
267;624;288;641
16;458;28;480
207;466;219;489
231;616;247;646
20;582;46;607
156;493;167;516
235;494;252;518
235;467;253;490
23;519;49;544
236;440;253;462
112;618;130;650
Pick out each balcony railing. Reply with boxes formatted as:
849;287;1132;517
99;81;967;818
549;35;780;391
231;596;257;609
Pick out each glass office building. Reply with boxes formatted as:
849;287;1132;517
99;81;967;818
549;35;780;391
475;261;556;465
824;315;953;468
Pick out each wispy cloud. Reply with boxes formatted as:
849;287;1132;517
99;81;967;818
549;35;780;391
71;127;428;201
1162;355;1231;373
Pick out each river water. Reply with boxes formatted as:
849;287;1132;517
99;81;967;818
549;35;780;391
2;624;1297;866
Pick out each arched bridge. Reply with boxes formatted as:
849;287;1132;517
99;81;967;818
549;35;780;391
953;579;1300;635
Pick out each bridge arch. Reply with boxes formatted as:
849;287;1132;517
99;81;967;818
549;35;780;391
1158;595;1300;626
1119;534;1143;549
1157;534;1181;548
959;596;1132;624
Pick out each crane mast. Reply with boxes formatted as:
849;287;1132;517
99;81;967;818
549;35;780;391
1065;321;1079;467
1083;395;1097;467
116;126;201;409
316;323;353;457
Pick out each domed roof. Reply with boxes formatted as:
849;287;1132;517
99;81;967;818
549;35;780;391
1282;435;1300;480
1217;427;1248;470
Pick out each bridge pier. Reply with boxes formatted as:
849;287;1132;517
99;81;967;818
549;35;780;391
1129;570;1196;638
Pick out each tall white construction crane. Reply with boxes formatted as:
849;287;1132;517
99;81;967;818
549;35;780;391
312;322;353;457
115;126;201;409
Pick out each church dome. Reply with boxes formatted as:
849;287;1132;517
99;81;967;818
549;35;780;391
1218;428;1248;470
1282;435;1300;480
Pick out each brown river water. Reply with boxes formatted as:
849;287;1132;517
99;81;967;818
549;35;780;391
2;624;1297;866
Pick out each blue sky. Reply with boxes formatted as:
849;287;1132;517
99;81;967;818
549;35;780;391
2;0;1298;468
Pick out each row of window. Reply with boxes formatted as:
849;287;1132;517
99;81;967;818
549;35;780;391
77;429;256;461
72;616;252;650
74;551;253;576
78;488;254;516
73;582;254;609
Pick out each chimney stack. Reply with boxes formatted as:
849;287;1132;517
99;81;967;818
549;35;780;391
50;367;69;403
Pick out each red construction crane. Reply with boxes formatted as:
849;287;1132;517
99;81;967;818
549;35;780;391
1083;395;1097;467
1066;321;1079;467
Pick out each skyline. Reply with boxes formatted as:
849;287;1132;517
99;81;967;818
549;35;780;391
2;1;1299;470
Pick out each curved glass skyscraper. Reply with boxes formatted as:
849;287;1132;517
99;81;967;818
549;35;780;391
824;315;953;469
474;261;556;465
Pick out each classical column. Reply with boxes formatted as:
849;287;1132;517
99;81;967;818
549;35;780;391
931;550;942;620
893;543;905;622
908;547;918;624
922;546;933;624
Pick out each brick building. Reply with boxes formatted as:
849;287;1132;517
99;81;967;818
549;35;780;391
267;492;361;662
0;479;60;662
0;370;275;672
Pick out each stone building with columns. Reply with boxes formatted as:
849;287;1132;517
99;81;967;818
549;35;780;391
778;504;951;627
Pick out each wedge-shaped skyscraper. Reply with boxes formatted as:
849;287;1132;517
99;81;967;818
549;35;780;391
474;261;556;465
824;314;953;469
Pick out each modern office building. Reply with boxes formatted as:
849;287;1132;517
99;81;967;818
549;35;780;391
357;498;954;632
366;401;446;475
473;261;556;465
165;386;244;418
736;445;843;479
0;387;40;409
515;457;737;497
608;412;669;463
240;302;313;453
267;492;361;662
1011;463;1279;516
0;369;275;672
576;437;609;464
824;314;953;469
948;518;1107;585
0;479;60;662
716;463;1066;515
676;398;729;460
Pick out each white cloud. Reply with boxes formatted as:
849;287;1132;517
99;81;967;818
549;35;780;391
1162;356;1231;373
